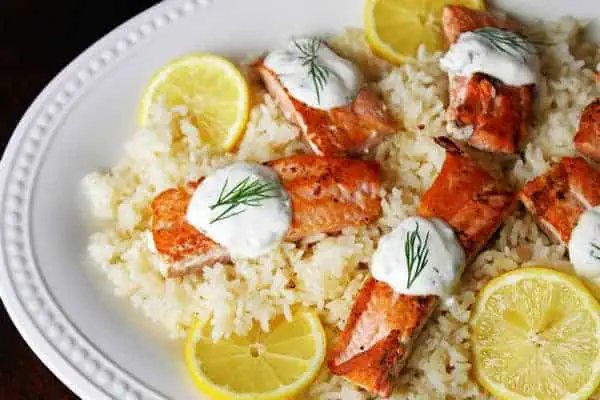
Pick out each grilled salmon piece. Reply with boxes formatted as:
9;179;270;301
519;157;600;245
574;99;600;162
268;155;382;241
150;181;230;278
328;138;517;396
418;137;519;257
328;278;438;397
448;74;534;154
254;60;395;156
443;6;534;154
151;156;382;276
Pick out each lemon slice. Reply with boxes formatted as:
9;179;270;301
184;310;326;400
470;267;600;400
138;54;249;152
364;0;486;64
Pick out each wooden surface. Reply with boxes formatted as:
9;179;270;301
0;1;160;398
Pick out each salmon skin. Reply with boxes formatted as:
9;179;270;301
150;156;382;277
574;99;600;162
254;59;396;157
327;137;517;397
443;5;534;154
519;157;600;245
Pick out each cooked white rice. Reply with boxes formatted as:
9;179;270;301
82;15;600;399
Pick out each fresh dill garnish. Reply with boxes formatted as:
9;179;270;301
209;177;280;224
473;27;534;62
590;240;600;260
404;222;431;289
292;38;331;105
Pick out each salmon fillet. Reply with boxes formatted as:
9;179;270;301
327;278;438;397
443;6;534;154
418;137;519;257
447;74;534;154
151;156;382;276
254;60;396;156
268;155;382;241
328;137;517;396
519;157;600;245
574;99;600;162
150;181;230;278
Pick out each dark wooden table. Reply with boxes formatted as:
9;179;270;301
0;2;160;399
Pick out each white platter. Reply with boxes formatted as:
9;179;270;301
0;0;598;399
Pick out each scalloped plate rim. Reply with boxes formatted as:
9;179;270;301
0;1;211;399
0;0;599;399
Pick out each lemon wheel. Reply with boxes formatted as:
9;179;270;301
184;309;326;400
364;0;486;64
470;267;600;400
138;54;249;152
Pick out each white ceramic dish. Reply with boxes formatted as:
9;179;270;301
1;0;599;399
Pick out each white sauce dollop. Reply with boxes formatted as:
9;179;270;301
186;162;292;258
569;207;600;284
264;38;361;110
370;217;465;298
440;28;538;86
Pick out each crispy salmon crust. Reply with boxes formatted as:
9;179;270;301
574;99;600;162
254;60;396;156
327;138;517;396
519;157;600;245
442;6;534;154
151;156;382;276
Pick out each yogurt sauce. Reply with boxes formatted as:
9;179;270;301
186;162;292;258
440;28;538;86
264;37;361;110
569;207;600;284
370;217;465;298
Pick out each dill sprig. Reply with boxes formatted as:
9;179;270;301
473;27;534;62
405;222;431;289
209;177;280;224
292;38;331;105
590;240;600;261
